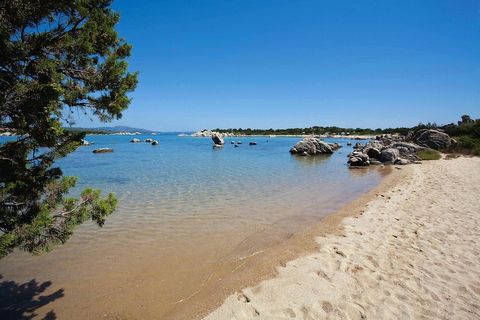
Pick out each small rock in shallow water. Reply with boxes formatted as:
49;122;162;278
93;148;113;153
395;158;409;165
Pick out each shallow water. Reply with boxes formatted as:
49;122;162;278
0;134;383;319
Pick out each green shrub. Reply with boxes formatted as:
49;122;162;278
417;149;442;160
447;136;480;156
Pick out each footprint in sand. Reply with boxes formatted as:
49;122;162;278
321;301;334;313
315;270;329;280
237;293;250;303
469;285;480;296
284;308;296;318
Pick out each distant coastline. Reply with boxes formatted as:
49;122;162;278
186;129;375;140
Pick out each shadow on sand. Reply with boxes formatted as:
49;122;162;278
0;275;64;320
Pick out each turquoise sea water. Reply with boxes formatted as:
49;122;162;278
0;134;385;319
54;134;383;242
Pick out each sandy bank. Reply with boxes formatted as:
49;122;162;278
204;156;480;319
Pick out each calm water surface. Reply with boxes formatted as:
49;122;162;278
0;134;384;319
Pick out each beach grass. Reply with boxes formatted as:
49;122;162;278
417;149;442;160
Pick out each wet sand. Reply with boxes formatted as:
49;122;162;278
204;157;480;319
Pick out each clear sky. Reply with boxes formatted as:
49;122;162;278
76;0;480;131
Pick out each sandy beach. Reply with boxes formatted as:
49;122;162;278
204;156;480;320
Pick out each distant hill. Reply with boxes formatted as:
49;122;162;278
66;125;155;134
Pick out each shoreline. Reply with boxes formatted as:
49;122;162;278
164;165;401;320
0;135;386;320
203;156;480;319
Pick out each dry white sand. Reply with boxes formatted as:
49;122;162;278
204;157;480;320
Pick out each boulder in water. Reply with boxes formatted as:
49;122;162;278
329;142;341;150
290;137;334;155
211;133;224;145
348;151;370;166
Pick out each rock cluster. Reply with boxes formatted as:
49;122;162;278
347;129;451;167
290;137;341;156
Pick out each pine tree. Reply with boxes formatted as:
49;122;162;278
0;0;138;258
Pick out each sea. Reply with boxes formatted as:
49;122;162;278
0;133;386;319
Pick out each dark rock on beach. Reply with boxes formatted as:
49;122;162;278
411;129;453;150
366;147;381;159
379;148;400;164
394;158;410;165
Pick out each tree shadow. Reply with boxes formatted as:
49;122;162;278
0;275;64;320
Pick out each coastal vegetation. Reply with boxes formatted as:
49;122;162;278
417;149;442;161
0;0;137;258
215;115;480;155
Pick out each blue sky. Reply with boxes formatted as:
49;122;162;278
77;0;479;131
